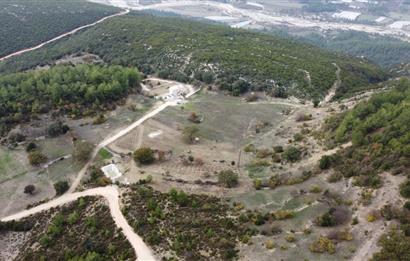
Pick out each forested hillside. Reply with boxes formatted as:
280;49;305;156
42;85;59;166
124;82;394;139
0;0;118;57
320;79;410;260
322;79;410;188
298;31;410;68
0;12;388;99
0;64;141;136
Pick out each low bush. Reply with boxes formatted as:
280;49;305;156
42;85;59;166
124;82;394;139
218;170;239;188
282;146;302;162
54;180;69;195
28;151;47;166
133;147;155;165
309;236;336;254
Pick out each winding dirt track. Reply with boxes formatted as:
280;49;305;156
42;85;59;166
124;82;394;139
1;186;156;261
0;9;129;62
1;83;199;260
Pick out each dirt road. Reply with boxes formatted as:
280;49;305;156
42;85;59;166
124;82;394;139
68;84;198;193
0;9;129;62
1;186;156;261
1;80;199;260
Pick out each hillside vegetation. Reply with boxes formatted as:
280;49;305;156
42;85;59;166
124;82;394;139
0;197;136;260
322;79;410;188
0;12;388;99
0;64;141;136
299;30;410;68
0;0;118;57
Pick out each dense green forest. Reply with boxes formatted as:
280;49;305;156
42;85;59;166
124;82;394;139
0;12;387;99
0;64;141;136
322;79;410;188
0;0;118;57
297;30;410;68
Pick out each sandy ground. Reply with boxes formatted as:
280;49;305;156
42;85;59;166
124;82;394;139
351;173;406;261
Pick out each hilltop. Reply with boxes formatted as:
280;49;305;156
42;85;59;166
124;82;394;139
0;0;119;58
0;12;388;99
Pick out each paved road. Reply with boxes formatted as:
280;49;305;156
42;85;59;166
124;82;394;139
1;186;156;261
0;9;129;62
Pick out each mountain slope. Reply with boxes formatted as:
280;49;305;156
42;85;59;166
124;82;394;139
0;12;388;99
0;0;119;58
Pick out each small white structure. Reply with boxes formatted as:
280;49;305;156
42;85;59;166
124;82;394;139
375;16;387;23
101;164;123;182
332;11;361;21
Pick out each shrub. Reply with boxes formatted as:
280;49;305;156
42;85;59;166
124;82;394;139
295;113;312;122
47;121;69;137
372;228;410;261
244;144;256;153
218;170;239;188
253;179;262;190
253;213;266;226
182;126;200;144
93;114;107;125
188;112;201;123
24;185;36;195
317;212;336;227
285;235;297;242
319;155;333;170
272;86;288;98
400;180;410;198
256;149;272;158
293;133;304;142
273;146;284;153
25;142;37;152
273;210;295;220
73;141;93;163
67;211;80;225
327;172;343;183
367;214;377;222
28;151;47;166
309;236;336;254
133;147;155;165
310;185;322;193
316;207;350;227
266;240;275;249
404;201;410;211
54;180;69;195
169;189;190;207
282;146;302;162
268;175;281;189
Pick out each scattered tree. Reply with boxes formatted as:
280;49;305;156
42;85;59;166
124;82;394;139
182;126;200;144
47;121;69;137
28;151;47;166
73;141;93;163
133;147;155;165
218;170;239;188
282;146;302;162
25;142;37;152
54;180;69;195
24;185;36;195
372;228;410;261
